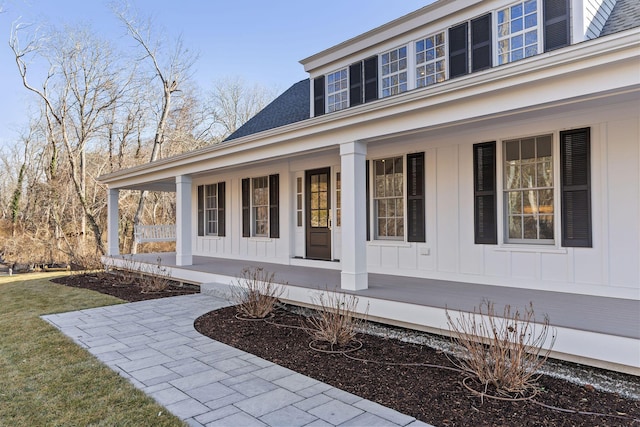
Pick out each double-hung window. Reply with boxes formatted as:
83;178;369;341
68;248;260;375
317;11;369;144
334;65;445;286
416;32;446;88
381;46;408;98
242;175;280;238
327;68;348;113
504;135;554;243
497;0;540;64
475;129;591;247
374;157;405;239
197;182;225;237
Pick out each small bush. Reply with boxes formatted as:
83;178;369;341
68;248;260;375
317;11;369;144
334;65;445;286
446;301;556;397
307;291;364;347
231;267;284;319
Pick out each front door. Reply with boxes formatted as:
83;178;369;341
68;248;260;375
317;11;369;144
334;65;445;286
306;168;331;260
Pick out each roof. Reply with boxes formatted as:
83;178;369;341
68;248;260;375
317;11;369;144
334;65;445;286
224;79;310;141
601;0;640;36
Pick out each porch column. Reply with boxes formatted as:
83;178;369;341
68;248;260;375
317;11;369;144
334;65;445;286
107;188;120;256
340;141;368;290
175;175;193;266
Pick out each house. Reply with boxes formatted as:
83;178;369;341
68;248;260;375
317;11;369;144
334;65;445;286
100;0;640;374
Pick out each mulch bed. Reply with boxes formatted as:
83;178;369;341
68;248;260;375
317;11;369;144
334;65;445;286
52;273;639;426
51;272;199;302
194;307;640;427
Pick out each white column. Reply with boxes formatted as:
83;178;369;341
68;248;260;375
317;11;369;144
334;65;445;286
175;175;193;266
107;188;120;256
340;141;368;290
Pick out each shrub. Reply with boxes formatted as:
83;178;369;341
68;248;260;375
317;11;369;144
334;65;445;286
446;301;556;397
231;267;284;319
307;291;364;347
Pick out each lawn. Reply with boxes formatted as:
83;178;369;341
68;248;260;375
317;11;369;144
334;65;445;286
0;273;185;427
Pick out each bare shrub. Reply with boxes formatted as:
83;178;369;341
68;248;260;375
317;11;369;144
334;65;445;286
137;257;171;293
307;291;365;347
446;301;556;397
231;267;284;319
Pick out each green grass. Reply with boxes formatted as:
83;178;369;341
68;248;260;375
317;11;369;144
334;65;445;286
0;273;186;427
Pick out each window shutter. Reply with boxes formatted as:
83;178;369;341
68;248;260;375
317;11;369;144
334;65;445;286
449;22;469;78
217;182;225;237
544;0;570;51
313;76;325;117
560;128;592;247
471;14;492;72
473;142;497;244
407;153;426;243
366;160;370;241
241;178;250;237
363;56;378;103
269;174;280;238
349;61;363;107
197;185;204;236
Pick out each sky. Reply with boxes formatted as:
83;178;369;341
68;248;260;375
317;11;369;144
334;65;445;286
0;0;434;148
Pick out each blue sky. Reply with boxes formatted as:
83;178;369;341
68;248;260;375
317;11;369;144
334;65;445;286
0;0;433;147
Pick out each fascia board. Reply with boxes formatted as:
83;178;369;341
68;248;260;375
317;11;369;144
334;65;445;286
100;29;639;188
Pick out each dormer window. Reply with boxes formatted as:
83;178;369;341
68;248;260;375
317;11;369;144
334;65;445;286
327;68;349;113
381;46;408;98
497;0;540;64
416;32;446;88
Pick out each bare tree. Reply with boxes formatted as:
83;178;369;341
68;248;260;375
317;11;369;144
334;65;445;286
10;23;129;255
112;4;197;253
206;76;278;141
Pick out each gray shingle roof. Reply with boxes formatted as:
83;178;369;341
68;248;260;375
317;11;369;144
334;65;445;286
225;79;310;141
601;0;640;36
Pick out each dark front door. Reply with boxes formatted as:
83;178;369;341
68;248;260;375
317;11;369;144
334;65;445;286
306;168;331;260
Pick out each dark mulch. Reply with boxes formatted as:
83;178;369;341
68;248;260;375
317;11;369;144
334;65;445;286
194;306;640;427
52;273;639;426
51;272;199;302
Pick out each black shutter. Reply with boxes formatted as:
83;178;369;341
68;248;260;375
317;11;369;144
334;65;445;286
217;182;225;237
363;56;378;103
544;0;570;52
349;61;363;107
313;76;325;117
197;185;204;236
365;160;370;241
473;142;497;244
560;128;592;247
407;153;426;242
241;178;250;237
449;22;469;78
471;14;492;72
269;174;279;238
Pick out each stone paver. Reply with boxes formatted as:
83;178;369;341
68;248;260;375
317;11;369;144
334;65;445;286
42;293;434;427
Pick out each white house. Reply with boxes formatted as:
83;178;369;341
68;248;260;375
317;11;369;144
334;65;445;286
100;0;640;374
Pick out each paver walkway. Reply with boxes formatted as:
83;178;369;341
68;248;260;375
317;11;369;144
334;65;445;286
42;294;433;427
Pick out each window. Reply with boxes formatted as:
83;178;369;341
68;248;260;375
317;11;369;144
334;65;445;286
497;0;539;65
296;177;303;227
381;46;408;98
416;32;446;88
374;157;404;239
327;68;348;113
503;135;554;243
197;182;225;237
205;184;218;235
242;175;279;238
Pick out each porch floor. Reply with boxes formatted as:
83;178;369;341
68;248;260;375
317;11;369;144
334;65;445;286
119;253;639;341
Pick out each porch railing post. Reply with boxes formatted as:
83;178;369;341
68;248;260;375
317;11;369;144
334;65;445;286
176;175;193;266
340;141;368;290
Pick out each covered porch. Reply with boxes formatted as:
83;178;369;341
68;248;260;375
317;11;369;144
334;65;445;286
103;252;640;375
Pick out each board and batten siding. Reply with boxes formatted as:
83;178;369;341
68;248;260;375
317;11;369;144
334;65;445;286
365;98;639;299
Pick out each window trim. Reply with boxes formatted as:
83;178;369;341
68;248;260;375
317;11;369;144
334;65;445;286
241;175;279;239
326;67;349;113
380;44;410;99
494;0;542;66
197;182;225;237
